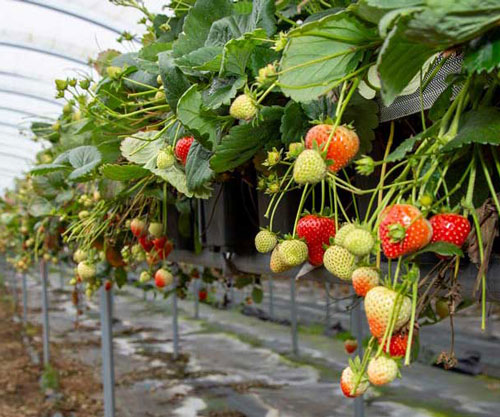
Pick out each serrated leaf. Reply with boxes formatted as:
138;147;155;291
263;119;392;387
464;30;500;74
185;141;214;193
279;13;378;102
175;46;222;73
173;0;233;57
280;101;308;145
414;242;463;257
68;146;102;180
177;85;220;149
30;163;69;176
210;106;284;172
28;196;53;217
203;77;246;109
158;51;192;111
121;131;163;165
221;29;267;76
55;190;73;205
101;164;150;181
442;107;500;151
428;84;453;122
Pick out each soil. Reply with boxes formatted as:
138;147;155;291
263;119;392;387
0;291;102;417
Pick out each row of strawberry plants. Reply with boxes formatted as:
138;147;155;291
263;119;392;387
0;0;499;399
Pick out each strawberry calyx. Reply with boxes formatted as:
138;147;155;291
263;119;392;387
387;223;406;243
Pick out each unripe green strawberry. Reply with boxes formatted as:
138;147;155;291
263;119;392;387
157;147;175;169
154;90;165;101
148;222;163;238
323;245;355;280
367;356;399;385
278;239;308;266
73;249;87;263
343;228;375;256
270;245;292;273
335;223;357;247
77;261;96;280
139;270;151;283
230;94;257;120
78;210;90;220
255;230;277;253
293;150;327;185
287;142;304;159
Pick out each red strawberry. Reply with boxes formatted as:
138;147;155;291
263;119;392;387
154;268;173;288
138;235;154;253
296;214;336;266
344;339;358;354
378;333;411;358
379;204;432;259
130;218;146;237
430;213;470;250
175;136;194;165
198;289;207;301
155;239;173;260
104;280;113;291
305;125;359;173
152;236;167;251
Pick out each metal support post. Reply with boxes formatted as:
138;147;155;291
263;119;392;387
22;273;28;324
100;287;115;417
59;265;64;289
325;281;331;330
193;277;200;319
268;275;274;320
172;281;179;359
290;277;299;355
40;261;50;365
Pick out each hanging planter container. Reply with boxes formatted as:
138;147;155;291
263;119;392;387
167;201;194;251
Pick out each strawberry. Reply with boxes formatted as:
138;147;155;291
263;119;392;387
292;150;327;185
155;268;173;288
148;222;164;238
323;245;355;280
139;271;151;283
344;339;358;354
305;125;359;173
335;223;357;247
157;147;175;169
343;228;374;256
104;280;113;291
367;356;399;385
155;239;173;260
379;204;432;259
435;298;449;319
175;136;194;165
130;218;146;237
296;214;336;266
139;236;154;253
77;261;96;280
255;230;277;253
351;267;379;297
198;289;208;302
278;239;308;266
340;366;368;398
364;286;411;338
429;213;471;250
73;249;87;263
378;332;411;358
229;94;257;120
270;245;292;273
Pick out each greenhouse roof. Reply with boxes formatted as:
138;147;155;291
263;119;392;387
0;0;164;191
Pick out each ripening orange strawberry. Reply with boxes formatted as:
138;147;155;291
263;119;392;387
364;286;411;338
340;366;368;398
305;124;359;173
378;204;432;259
351;267;379;297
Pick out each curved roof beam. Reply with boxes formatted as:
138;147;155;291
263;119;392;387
0;150;33;162
0;70;39;82
0;41;88;65
14;0;140;43
0;106;42;118
0;88;62;106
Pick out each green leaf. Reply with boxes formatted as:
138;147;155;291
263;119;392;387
210;106;284;172
151;165;191;196
280;101;308;145
278;13;378;102
114;268;127;288
28;196;53;217
252;286;263;303
377;16;438;106
352;0;424;25
55;190;74;205
386;123;439;162
428;84;453;122
30;163;69;176
414;242;463;257
301;96;336;120
246;0;276;37
121;131;163;165
158;51;192;111
175;46;223;73
68;146;102;180
464;30;500;74
221;29;267;76
177;85;220;150
173;0;233;57
101;164;150;181
59;120;92;149
443;107;500;151
139;42;172;61
185;141;214;194
342;93;379;155
203;77;246;109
